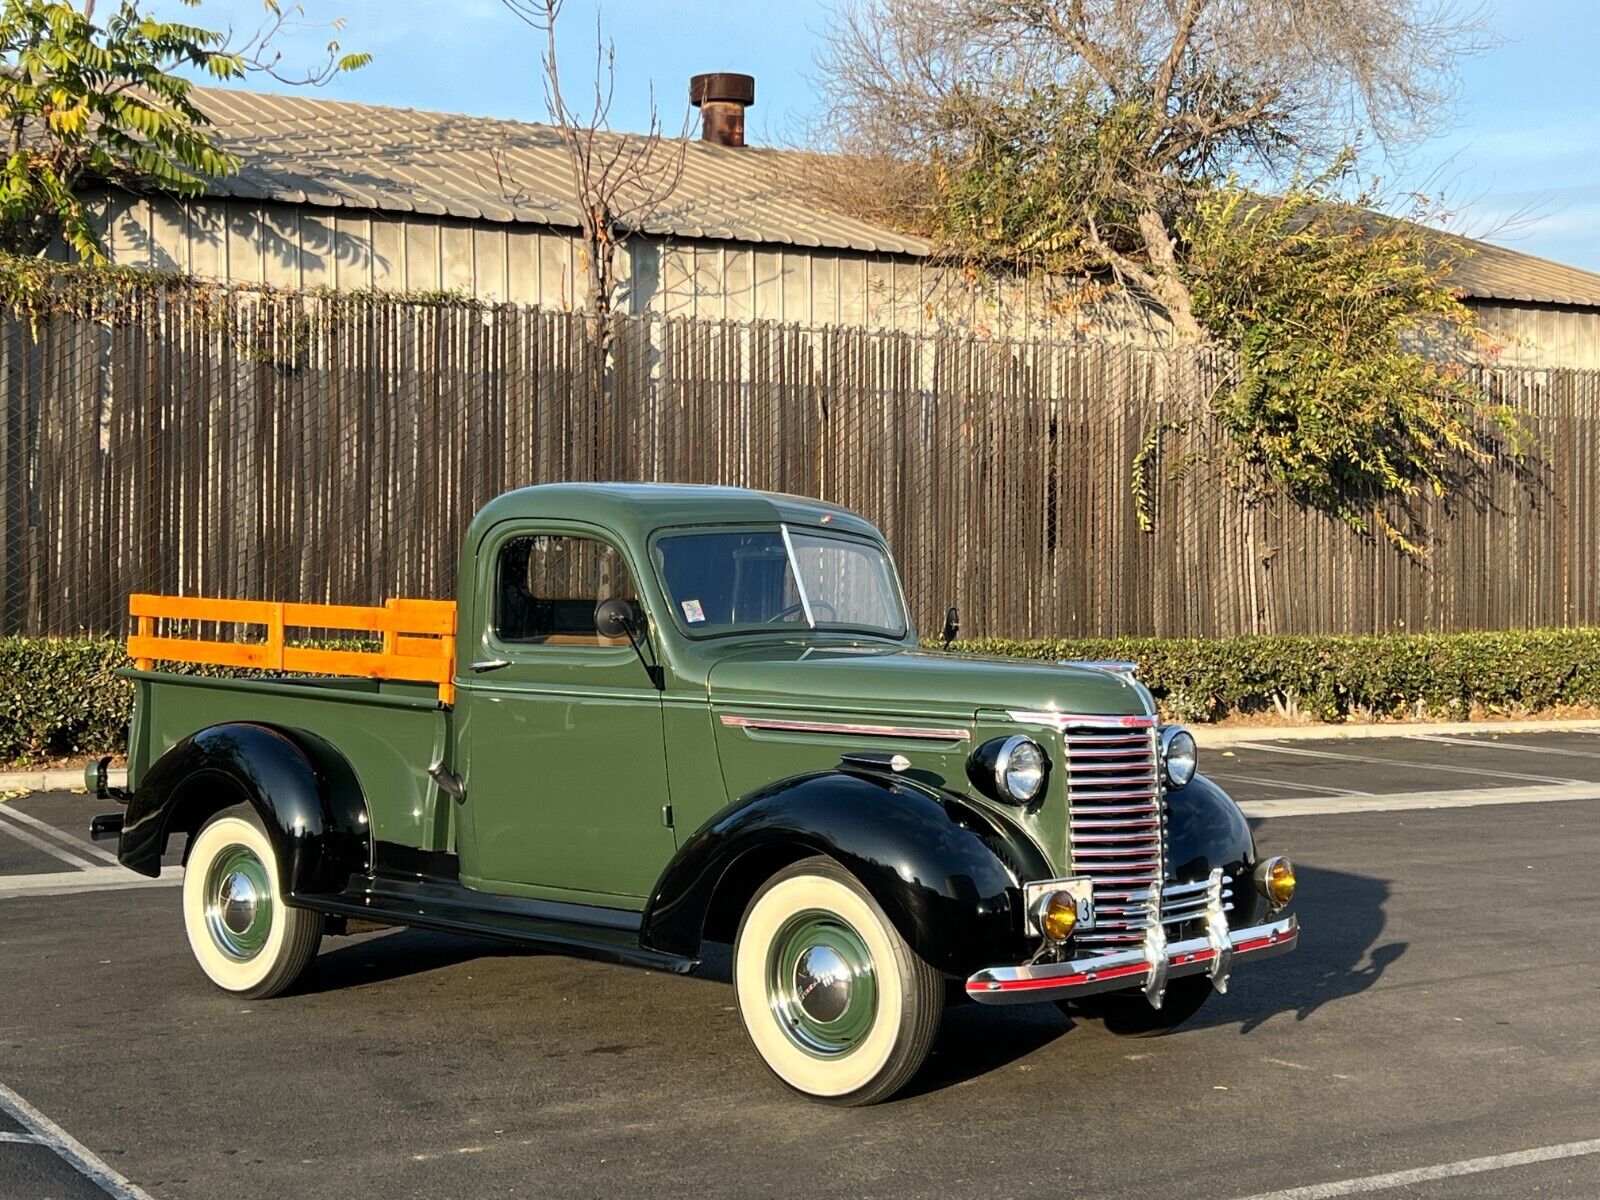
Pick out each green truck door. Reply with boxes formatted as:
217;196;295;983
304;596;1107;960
459;526;676;901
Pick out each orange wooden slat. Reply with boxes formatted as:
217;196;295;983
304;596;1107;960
126;593;460;705
280;601;457;635
128;593;281;625
284;646;452;683
127;636;275;670
393;634;451;658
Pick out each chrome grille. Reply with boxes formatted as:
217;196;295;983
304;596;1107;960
1057;717;1235;951
1061;718;1164;951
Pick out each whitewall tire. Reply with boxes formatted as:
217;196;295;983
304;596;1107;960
734;856;942;1106
182;807;323;999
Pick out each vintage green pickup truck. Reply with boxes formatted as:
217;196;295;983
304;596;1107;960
94;483;1298;1105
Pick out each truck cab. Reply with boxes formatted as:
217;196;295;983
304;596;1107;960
103;483;1299;1105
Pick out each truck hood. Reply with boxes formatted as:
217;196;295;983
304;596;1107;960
703;642;1147;719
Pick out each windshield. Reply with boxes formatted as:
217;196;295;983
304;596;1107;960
654;526;908;637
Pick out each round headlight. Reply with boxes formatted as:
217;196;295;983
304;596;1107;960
995;735;1046;804
1160;726;1197;788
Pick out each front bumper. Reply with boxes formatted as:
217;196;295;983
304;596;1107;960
965;909;1299;1007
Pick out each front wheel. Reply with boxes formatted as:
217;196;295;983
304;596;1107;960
182;807;323;999
734;857;942;1105
1061;974;1214;1036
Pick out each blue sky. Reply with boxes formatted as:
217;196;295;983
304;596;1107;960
161;0;1598;270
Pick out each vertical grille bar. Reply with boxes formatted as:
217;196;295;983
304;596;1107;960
1058;716;1166;952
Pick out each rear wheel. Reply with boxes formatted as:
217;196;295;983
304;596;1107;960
1062;975;1214;1036
734;856;941;1105
182;807;323;999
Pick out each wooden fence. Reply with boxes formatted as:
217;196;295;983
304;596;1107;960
3;282;1597;640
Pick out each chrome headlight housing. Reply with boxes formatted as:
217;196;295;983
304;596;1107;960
968;734;1049;806
1160;725;1197;788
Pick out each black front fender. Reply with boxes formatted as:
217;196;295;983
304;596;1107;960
119;723;370;896
641;770;1049;976
1166;771;1259;923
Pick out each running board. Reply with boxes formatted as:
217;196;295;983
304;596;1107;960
293;874;696;975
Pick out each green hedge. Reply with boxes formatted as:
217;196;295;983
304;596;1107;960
0;638;132;763
0;636;374;764
956;629;1600;723
4;629;1600;763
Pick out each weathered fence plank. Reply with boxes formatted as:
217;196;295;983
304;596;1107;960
2;285;1597;640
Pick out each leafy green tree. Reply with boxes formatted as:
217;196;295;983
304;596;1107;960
820;1;1519;554
0;0;368;261
1179;169;1528;553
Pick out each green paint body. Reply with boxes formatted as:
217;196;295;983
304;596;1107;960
126;484;1151;909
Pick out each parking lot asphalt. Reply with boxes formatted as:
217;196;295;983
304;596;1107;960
1;730;1597;1200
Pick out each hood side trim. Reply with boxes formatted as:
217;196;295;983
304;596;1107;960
719;714;971;741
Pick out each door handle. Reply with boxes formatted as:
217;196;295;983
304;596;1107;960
470;658;510;673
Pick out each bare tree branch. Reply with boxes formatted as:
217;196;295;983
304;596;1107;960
498;0;690;328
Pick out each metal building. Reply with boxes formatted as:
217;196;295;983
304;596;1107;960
81;80;1600;365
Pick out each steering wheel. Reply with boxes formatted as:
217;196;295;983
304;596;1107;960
766;599;838;624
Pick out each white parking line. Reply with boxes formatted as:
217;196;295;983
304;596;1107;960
1229;1136;1600;1199
0;1079;157;1199
0;808;100;870
1230;740;1579;786
1239;781;1599;818
0;803;122;866
1209;771;1373;797
1408;732;1600;760
0;866;181;900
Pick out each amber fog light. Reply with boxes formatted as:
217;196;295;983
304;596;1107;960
1036;892;1078;944
1255;856;1296;912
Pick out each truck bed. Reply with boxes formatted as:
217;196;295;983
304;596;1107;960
124;669;458;855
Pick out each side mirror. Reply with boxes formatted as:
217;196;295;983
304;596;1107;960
594;598;637;640
941;606;960;648
595;597;664;691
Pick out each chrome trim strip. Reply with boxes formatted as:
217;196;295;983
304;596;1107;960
718;714;972;741
1008;710;1159;730
964;914;1299;1006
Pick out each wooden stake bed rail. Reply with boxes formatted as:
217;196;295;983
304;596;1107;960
127;594;459;705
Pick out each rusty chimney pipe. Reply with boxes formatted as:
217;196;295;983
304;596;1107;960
690;72;755;147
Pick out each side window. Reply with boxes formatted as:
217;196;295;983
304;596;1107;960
494;534;639;647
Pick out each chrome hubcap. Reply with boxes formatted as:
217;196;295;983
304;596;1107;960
203;844;273;961
794;944;852;1023
768;910;877;1058
218;871;259;935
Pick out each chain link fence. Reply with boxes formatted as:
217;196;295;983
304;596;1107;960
3;280;1597;640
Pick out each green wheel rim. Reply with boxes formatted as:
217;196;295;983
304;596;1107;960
202;843;274;961
767;909;878;1058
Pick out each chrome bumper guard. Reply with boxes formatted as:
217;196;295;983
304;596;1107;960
966;870;1299;1007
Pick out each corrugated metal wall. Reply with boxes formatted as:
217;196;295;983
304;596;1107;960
1470;301;1600;370
85;190;1167;343
84;190;1600;363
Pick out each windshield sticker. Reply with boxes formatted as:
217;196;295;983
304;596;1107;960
681;599;706;624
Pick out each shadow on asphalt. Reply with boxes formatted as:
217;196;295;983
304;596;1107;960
283;862;1402;1098
296;927;532;994
1183;862;1405;1034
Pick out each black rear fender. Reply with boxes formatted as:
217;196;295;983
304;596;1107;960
118;723;370;897
641;770;1049;976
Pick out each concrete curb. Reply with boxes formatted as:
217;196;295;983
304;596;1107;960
1193;717;1600;748
0;768;126;795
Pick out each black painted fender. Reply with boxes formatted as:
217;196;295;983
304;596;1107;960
640;769;1051;976
1166;771;1259;923
118;723;371;897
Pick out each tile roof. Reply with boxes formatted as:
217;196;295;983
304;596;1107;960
175;85;1599;307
